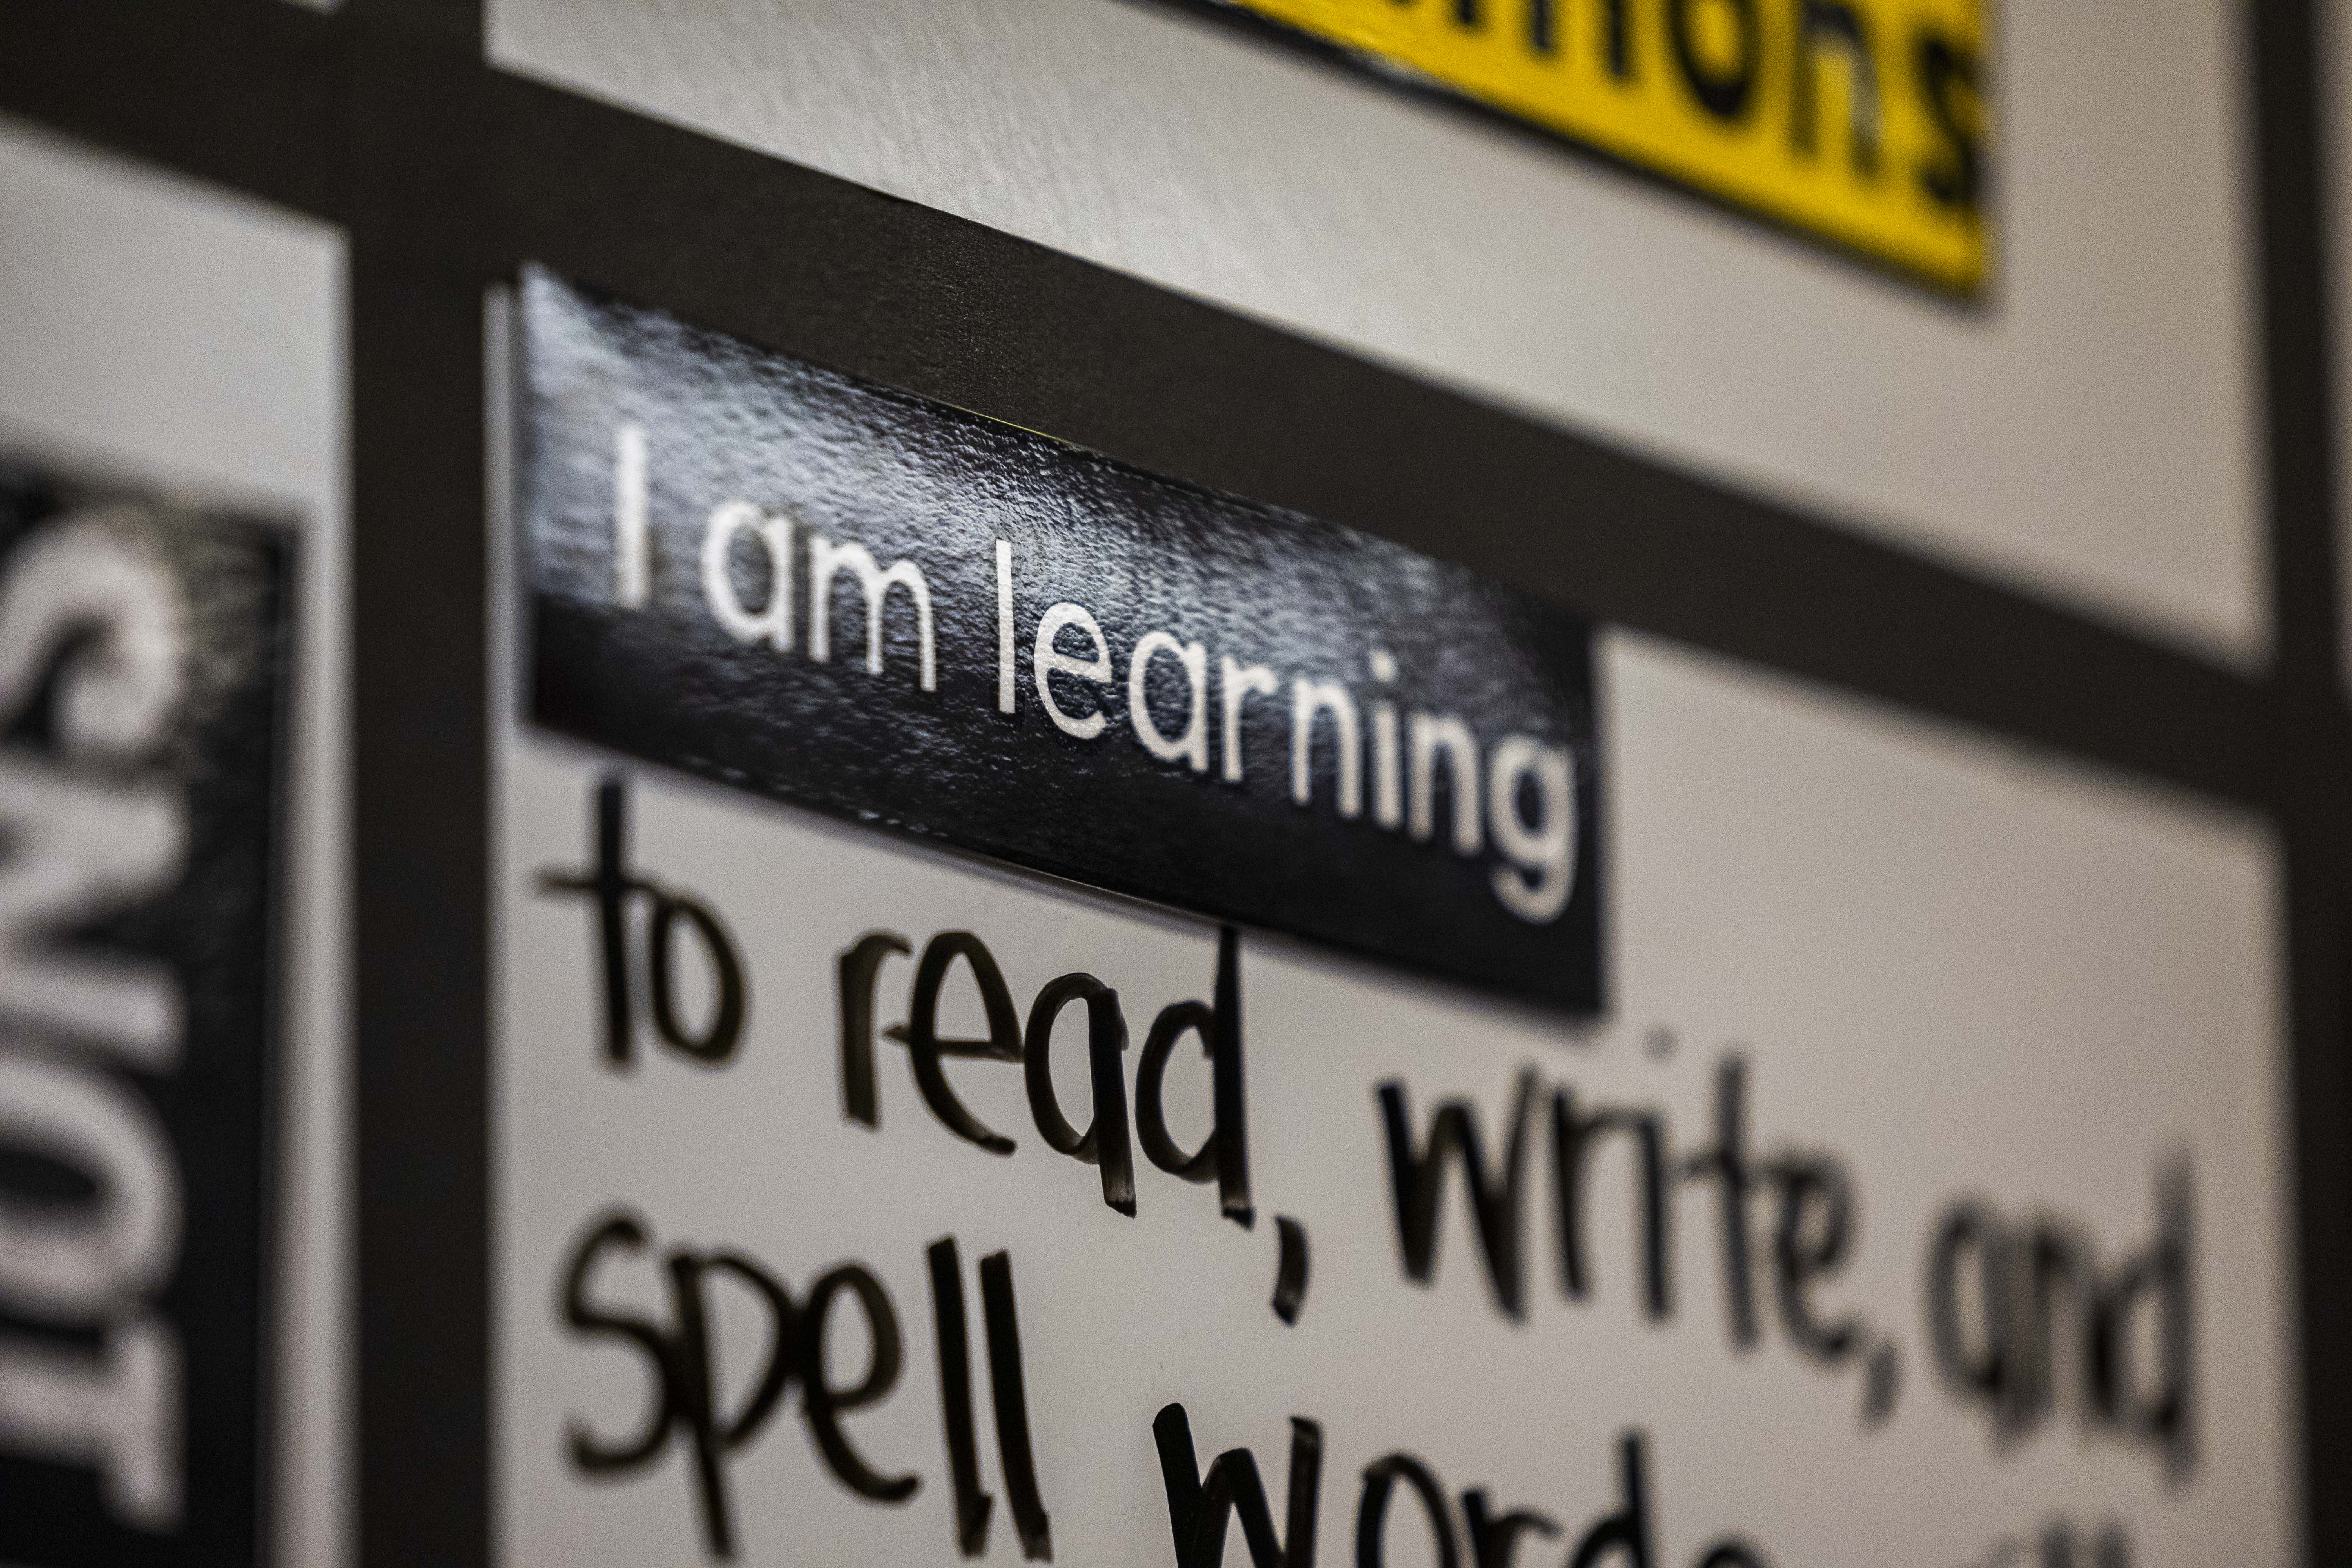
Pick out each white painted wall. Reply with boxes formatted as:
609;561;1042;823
493;0;2265;666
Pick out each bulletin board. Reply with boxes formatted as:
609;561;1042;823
1;1;2347;1565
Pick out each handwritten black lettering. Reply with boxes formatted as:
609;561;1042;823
539;776;748;1070
1153;1403;1322;1568
1377;1069;1538;1320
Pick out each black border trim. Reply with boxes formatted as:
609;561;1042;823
344;7;493;1568
0;0;336;219
488;71;2296;813
2247;2;2352;1558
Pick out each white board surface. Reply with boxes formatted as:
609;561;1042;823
495;626;2292;1568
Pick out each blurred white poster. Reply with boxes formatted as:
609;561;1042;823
0;118;348;1568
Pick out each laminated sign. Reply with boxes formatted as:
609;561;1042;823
1178;0;1987;292
521;269;1604;1014
0;462;296;1566
506;269;2283;1568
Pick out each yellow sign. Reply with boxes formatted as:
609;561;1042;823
1205;0;1986;294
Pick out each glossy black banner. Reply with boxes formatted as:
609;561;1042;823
0;460;295;1566
521;269;1602;1012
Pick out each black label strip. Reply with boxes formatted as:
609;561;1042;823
521;268;1604;1013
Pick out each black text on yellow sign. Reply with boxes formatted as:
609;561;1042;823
1198;0;1986;294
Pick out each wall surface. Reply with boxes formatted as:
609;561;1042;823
495;0;2265;665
